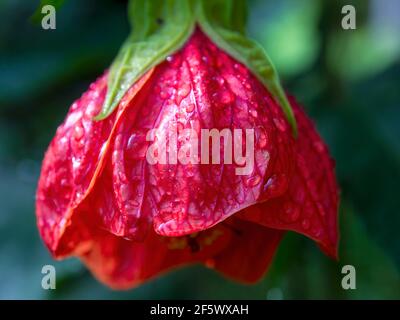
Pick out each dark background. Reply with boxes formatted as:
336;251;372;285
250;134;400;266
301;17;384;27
0;0;399;299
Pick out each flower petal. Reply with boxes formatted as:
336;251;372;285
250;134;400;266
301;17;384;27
79;223;233;289
240;97;339;257
210;219;284;283
79;216;282;289
36;71;154;256
105;29;295;239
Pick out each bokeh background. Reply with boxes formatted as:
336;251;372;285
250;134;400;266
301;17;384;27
0;0;399;299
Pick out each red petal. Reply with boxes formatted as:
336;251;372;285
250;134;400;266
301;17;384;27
36;74;109;254
211;219;284;283
79;216;281;289
103;29;294;239
80;221;233;289
36;71;154;256
240;97;339;258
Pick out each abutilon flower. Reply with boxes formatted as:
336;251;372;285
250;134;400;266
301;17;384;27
36;0;339;289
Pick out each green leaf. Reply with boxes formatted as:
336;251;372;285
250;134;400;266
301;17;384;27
196;0;297;136
95;0;195;120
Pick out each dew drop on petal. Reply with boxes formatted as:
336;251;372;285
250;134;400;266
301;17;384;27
302;219;310;230
263;174;288;198
246;175;261;187
312;225;323;238
185;103;195;113
283;202;300;223
258;131;268;148
249;109;258;118
73;124;84;140
216;76;225;86
178;84;190;99
220;90;234;104
159;91;168;99
126;134;137;150
316;202;326;217
313;140;325;153
273;117;287;132
176;121;184;133
120;184;132;202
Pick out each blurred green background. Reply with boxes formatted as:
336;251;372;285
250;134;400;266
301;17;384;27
0;0;399;299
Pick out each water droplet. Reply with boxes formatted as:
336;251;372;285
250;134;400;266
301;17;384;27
73;124;84;140
313;141;325;153
283;202;300;222
159;91;168;99
73;139;85;151
85;103;97;117
311;226;322;238
60;178;68;187
273;117;287;132
249;109;258;118
176;121;184;133
258;131;268;148
263;174;288;198
302;219;310;230
165;55;181;68
316;202;326;217
120;184;132;201
178;84;190;98
127;134;137;149
220;90;234;104
117;169;128;184
186;167;195;177
126;137;147;159
216;76;225;86
185;103;195;113
176;84;190;105
246;175;261;187
127;199;140;208
235;190;245;204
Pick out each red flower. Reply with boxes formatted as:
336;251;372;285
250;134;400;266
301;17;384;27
36;30;338;289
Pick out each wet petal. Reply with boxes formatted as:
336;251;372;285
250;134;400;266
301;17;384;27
241;97;339;257
211;219;284;283
36;71;154;256
80;222;233;289
106;30;294;239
